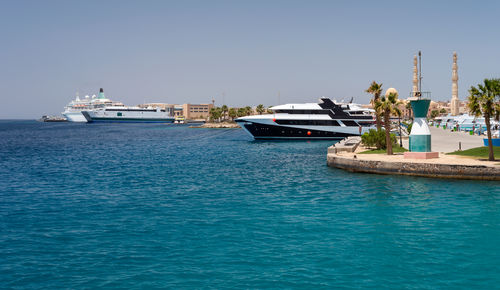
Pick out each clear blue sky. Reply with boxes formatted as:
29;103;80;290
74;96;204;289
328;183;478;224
1;0;499;118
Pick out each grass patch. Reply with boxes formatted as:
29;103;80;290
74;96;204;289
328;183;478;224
446;146;500;159
359;146;408;154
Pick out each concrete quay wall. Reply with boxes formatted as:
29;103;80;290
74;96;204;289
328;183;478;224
327;154;500;181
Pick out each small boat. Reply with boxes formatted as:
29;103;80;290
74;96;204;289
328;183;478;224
174;116;186;124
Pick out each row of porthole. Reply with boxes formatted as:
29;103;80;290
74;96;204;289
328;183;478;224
253;125;337;136
282;130;312;136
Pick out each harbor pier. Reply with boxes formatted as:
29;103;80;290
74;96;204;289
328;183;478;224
327;150;500;181
327;130;500;181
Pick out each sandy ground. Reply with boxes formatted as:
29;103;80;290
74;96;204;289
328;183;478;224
402;126;485;153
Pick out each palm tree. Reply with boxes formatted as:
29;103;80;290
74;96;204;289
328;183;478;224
375;92;402;155
468;78;500;161
406;101;413;120
221;105;228;121
209;107;219;122
256;104;265;115
228;107;237;120
237;108;247;117
366;81;383;131
245;106;253;116
217;107;223;121
209;107;223;122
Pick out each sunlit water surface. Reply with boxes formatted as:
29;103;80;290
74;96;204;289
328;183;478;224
0;121;499;288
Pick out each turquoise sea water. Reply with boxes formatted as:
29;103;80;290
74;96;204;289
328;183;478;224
0;120;499;289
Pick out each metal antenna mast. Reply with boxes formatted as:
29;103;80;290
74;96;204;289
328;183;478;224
418;51;422;95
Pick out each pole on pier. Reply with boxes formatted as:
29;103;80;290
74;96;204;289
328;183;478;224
399;116;403;147
418;51;422;96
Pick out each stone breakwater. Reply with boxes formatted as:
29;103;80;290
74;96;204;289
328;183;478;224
327;150;500;181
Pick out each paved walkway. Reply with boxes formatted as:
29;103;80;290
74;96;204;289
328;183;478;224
402;126;485;153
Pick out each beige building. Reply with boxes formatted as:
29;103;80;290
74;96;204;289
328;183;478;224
173;105;183;117
182;103;213;120
137;102;215;119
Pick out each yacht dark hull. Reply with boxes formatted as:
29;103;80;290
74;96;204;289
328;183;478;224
237;121;355;139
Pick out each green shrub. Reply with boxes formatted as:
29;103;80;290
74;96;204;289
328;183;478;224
361;129;397;149
361;129;380;148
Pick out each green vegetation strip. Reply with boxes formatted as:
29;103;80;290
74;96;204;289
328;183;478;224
359;146;408;154
446;146;500;158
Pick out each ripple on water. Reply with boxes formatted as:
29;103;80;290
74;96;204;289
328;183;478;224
0;121;499;288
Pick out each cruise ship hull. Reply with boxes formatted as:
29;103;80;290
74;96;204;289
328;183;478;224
63;111;88;122
82;111;175;123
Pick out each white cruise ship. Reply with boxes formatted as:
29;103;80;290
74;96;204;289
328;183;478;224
235;98;375;139
62;88;123;122
82;106;175;123
62;94;92;122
